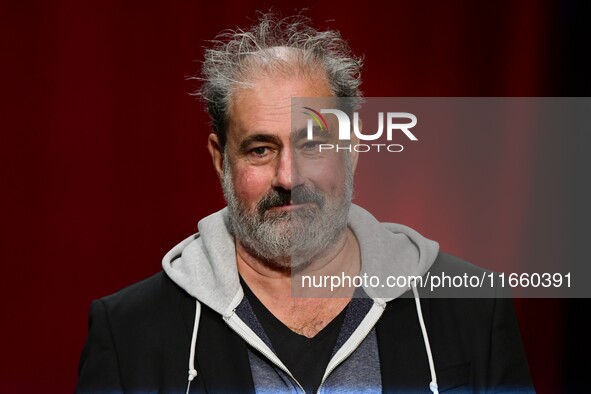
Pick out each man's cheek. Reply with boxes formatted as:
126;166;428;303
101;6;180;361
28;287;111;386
234;172;268;203
299;156;344;184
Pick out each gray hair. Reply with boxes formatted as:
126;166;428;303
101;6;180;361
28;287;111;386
196;13;363;147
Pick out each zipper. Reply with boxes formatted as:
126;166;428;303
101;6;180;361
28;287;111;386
315;302;386;394
224;313;306;393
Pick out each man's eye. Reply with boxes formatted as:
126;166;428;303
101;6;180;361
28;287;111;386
251;147;269;156
301;141;321;151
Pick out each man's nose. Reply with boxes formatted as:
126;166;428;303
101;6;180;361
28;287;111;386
272;148;302;191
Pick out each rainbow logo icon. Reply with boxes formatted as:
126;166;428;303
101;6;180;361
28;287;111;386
302;107;328;130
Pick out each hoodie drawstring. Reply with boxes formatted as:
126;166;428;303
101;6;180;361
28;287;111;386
186;300;201;394
184;289;437;394
411;280;439;394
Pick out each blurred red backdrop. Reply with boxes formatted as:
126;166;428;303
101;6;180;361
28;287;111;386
1;1;589;392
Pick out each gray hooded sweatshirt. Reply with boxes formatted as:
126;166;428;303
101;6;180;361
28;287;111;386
162;204;440;394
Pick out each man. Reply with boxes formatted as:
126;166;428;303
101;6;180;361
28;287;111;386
77;14;533;393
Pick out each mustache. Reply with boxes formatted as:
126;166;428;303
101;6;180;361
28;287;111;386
257;185;325;215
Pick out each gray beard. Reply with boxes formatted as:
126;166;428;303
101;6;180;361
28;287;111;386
222;154;354;270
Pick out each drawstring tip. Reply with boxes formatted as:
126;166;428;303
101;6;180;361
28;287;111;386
429;381;439;394
188;369;198;381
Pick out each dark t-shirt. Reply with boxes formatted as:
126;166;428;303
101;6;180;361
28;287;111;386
241;278;348;393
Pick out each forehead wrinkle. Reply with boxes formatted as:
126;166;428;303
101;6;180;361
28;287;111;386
227;73;335;146
232;90;292;123
228;66;332;115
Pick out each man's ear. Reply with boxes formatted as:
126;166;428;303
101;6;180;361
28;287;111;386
208;133;224;182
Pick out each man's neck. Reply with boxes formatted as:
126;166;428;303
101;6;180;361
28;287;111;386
236;228;361;337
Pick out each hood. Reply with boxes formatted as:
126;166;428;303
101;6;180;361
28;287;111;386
348;204;439;301
162;204;439;315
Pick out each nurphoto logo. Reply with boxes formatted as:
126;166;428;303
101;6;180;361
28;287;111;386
303;106;418;153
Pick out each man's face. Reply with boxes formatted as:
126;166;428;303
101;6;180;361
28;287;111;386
209;73;355;269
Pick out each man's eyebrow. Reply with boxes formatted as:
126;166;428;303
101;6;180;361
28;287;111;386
293;128;309;141
239;134;282;151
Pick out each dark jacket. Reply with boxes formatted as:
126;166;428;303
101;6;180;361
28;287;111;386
76;252;533;393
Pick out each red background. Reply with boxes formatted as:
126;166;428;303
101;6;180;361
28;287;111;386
2;1;589;392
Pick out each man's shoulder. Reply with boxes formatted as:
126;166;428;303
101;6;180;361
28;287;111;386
79;272;202;391
101;271;164;303
97;271;190;322
423;252;503;298
430;252;490;275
